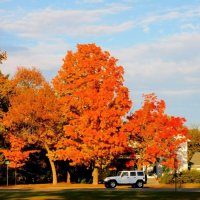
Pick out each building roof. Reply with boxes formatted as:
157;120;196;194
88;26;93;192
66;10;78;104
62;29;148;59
190;152;200;165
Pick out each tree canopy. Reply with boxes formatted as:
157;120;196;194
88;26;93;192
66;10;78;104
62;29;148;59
0;44;190;185
3;67;62;184
0;134;37;168
53;44;132;183
123;93;189;169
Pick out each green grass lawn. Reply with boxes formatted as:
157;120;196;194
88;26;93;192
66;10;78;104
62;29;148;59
0;190;199;200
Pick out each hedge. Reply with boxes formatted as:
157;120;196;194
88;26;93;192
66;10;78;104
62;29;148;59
159;170;200;184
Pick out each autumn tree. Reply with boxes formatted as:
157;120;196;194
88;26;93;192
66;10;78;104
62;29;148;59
0;72;14;127
3;67;62;184
0;51;13;131
0;134;37;168
123;94;189;170
0;51;15;165
0;133;37;185
53;44;132;184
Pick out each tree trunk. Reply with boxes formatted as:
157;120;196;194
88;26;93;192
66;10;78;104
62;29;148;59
67;171;71;184
49;157;57;184
15;168;17;185
137;162;142;171
92;167;99;185
138;153;144;171
44;143;57;184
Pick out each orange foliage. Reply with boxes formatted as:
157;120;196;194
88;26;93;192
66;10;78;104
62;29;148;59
1;45;189;177
53;44;132;167
13;67;46;89
0;134;37;168
3;67;62;183
125;160;135;168
0;71;15;129
3;68;61;148
123;93;189;169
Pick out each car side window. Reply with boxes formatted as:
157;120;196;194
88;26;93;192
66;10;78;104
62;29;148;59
137;172;144;176
121;172;128;177
130;172;136;176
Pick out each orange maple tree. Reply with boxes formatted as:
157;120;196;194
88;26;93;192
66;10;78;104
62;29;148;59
53;44;132;184
3;67;62;184
0;134;37;168
123;93;189;170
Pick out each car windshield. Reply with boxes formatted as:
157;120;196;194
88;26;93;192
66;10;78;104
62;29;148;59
117;171;122;176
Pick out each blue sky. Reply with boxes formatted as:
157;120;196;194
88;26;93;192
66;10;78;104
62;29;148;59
0;0;200;127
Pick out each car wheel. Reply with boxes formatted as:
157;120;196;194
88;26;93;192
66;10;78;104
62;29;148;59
136;180;143;188
104;183;110;188
109;180;117;188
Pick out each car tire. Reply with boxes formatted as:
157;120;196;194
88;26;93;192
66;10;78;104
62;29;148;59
136;180;143;188
104;183;110;188
109;180;117;188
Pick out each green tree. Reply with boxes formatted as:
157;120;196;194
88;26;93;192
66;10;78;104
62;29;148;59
188;127;200;161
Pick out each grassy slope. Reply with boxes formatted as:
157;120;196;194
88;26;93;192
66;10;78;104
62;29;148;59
0;191;200;200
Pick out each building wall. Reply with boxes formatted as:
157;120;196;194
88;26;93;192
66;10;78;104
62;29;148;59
177;142;188;171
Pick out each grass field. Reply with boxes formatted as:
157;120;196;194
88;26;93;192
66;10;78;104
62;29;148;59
0;190;200;200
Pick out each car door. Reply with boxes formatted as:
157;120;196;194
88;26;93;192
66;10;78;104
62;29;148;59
118;171;130;184
129;171;137;184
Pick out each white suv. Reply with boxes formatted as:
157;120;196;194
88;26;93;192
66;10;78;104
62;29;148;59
104;171;147;188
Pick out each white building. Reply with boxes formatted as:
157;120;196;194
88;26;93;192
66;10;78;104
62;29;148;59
177;141;188;171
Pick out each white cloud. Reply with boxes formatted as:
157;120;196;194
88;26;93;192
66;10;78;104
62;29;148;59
1;3;200;38
185;76;200;84
1;4;131;38
181;23;200;31
71;21;133;36
160;89;200;96
1;39;70;78
112;32;200;80
137;6;200;33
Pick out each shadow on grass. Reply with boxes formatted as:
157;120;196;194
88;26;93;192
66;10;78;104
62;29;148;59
0;190;200;200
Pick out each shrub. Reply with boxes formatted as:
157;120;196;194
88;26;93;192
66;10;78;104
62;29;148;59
159;172;174;184
159;170;200;184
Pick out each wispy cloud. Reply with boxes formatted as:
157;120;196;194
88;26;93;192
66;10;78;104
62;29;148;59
160;89;200;96
113;32;200;80
135;5;200;32
71;21;133;36
1;3;200;39
181;23;200;31
1;0;199;125
1;4;131;38
1;38;69;77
